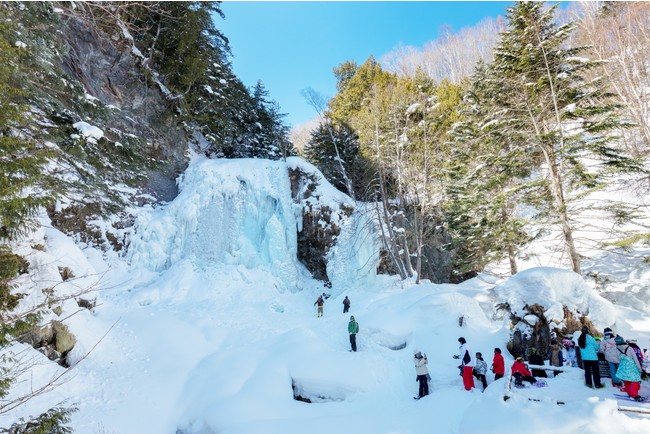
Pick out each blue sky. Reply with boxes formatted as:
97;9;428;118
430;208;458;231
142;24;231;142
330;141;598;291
218;1;511;128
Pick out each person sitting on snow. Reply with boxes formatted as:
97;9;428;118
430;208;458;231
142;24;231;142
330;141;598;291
511;357;537;387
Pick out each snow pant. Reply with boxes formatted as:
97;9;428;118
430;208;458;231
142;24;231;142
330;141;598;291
513;372;536;385
608;362;621;385
582;359;602;388
462;366;475;390
494;373;504;381
473;373;487;390
317;306;323;317
343;305;349;313
349;333;357;352
624;380;640;398
417;374;429;398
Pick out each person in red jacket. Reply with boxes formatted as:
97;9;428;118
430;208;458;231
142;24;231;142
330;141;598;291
492;347;505;380
511;357;537;387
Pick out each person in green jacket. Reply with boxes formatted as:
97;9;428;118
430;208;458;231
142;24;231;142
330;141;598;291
348;316;359;352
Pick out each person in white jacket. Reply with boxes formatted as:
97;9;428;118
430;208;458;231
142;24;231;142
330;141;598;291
453;337;475;390
413;350;429;399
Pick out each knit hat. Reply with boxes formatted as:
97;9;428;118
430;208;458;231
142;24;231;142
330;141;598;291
615;335;625;345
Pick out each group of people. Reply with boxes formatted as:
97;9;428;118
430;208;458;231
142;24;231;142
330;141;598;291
511;326;650;402
316;293;650;401
314;294;358;352
580;326;649;402
450;337;505;392
313;293;350;317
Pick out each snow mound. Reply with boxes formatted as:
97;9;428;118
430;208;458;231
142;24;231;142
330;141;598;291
494;267;616;327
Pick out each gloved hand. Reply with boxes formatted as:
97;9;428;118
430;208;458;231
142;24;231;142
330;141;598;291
642;372;649;381
452;355;460;359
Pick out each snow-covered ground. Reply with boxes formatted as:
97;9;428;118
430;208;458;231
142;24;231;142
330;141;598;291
3;156;650;433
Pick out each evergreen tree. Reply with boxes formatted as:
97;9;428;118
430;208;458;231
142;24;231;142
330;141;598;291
0;6;55;240
445;61;539;277
304;121;360;194
469;1;639;274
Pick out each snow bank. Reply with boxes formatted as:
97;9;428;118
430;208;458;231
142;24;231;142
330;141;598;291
494;267;616;327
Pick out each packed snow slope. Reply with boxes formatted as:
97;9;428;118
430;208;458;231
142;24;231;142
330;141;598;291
3;156;650;433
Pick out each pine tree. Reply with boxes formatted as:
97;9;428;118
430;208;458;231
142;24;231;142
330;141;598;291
477;1;639;274
0;6;55;240
0;7;75;431
445;61;539;277
304;121;360;194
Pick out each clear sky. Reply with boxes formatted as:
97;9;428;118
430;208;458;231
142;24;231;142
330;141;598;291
218;1;511;128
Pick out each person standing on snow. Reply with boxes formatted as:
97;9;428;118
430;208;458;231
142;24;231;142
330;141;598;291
578;326;604;389
526;347;547;378
413;350;429;399
314;295;324;317
343;296;351;313
453;337;475;390
348;315;359;352
473;352;488;390
599;330;622;387
564;340;577;367
492;347;505;381
616;336;645;402
548;339;564;377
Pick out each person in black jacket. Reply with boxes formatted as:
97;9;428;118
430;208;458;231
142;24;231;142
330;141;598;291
526;347;548;378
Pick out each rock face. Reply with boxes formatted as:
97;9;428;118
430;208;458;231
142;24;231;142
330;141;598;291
289;167;353;284
57;15;188;202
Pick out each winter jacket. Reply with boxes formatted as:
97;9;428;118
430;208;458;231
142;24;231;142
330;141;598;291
511;360;532;377
458;343;474;367
616;345;642;382
492;353;505;375
599;337;620;364
630;343;644;365
549;343;564;367
348;320;359;334
474;359;488;375
414;354;429;376
579;334;600;361
565;347;577;367
643;349;650;374
314;297;324;307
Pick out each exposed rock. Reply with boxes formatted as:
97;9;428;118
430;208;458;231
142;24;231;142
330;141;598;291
52;321;76;354
289;167;353;283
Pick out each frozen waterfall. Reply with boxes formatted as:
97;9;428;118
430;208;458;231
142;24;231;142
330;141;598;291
127;156;379;293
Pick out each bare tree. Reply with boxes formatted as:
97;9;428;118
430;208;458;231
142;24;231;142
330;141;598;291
301;87;356;199
576;2;650;157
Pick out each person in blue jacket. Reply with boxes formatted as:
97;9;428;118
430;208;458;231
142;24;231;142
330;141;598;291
578;326;604;388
